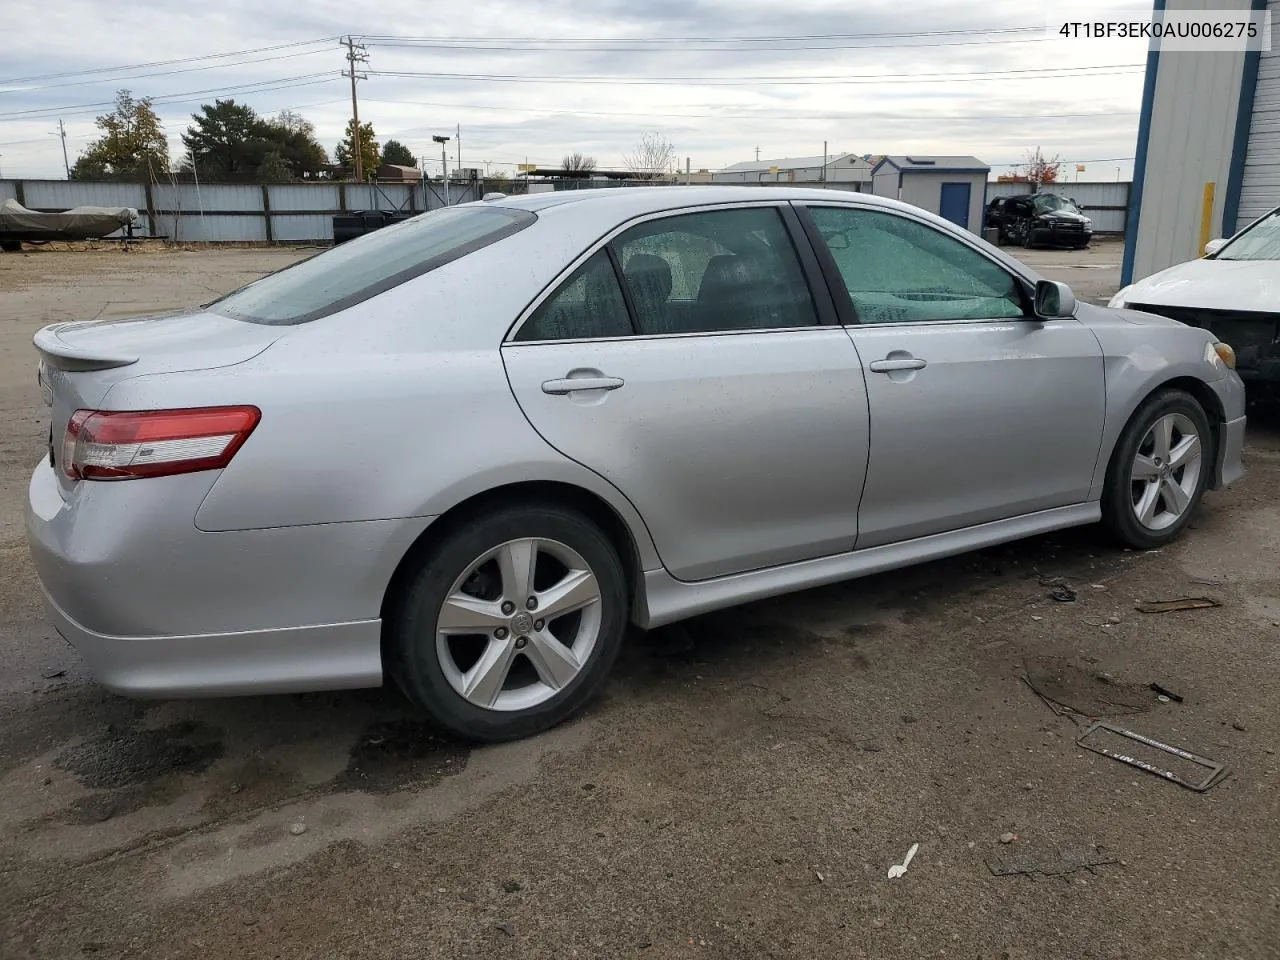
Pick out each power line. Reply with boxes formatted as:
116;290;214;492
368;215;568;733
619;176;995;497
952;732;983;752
362;36;1052;53
0;73;340;120
0;38;338;86
1;47;337;94
366;63;1144;87
362;95;1139;125
358;26;1044;44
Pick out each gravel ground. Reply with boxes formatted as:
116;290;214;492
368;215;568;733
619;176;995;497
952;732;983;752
0;239;1277;960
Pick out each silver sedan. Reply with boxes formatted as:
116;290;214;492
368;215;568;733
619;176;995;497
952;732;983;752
27;187;1246;741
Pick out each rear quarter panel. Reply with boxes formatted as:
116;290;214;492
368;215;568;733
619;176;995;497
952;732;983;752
101;234;664;571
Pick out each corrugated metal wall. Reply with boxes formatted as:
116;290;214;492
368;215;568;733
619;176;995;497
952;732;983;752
1128;0;1252;282
1236;0;1280;225
0;178;487;243
986;181;1130;234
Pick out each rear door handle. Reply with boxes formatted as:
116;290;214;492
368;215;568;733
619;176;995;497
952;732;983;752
868;357;928;373
541;376;625;395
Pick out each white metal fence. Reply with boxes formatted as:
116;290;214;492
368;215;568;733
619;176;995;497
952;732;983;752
0;177;1133;241
0;178;493;243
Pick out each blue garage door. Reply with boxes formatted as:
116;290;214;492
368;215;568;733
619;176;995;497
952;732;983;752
939;182;971;230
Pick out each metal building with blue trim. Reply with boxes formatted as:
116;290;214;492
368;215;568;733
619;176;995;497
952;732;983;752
1125;0;1278;285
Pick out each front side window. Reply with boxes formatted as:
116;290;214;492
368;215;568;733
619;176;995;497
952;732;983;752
809;206;1027;324
613;207;819;335
210;206;534;325
1216;208;1280;260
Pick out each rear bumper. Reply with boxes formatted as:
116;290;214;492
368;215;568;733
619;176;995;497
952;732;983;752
41;587;383;697
26;456;435;697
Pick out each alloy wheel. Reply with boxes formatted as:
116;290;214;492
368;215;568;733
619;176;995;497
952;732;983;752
1130;412;1203;531
434;537;602;711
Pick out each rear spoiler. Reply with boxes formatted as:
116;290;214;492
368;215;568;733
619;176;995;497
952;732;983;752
33;324;138;372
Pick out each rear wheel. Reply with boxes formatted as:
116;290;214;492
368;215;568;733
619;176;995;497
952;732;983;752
389;503;628;742
1101;390;1212;549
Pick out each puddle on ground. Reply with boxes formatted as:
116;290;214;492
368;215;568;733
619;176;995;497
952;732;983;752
54;720;225;789
336;719;470;793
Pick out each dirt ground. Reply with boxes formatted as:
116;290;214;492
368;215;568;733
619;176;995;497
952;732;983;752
0;239;1277;960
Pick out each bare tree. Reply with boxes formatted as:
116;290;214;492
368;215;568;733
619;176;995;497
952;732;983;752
624;132;675;181
561;151;597;175
1019;146;1061;187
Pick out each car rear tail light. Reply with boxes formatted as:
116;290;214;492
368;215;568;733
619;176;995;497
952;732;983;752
62;406;261;481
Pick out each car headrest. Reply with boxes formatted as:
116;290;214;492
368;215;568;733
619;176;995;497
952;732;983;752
624;253;673;305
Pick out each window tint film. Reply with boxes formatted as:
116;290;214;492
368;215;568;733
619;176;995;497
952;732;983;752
614;207;819;335
514;250;633;341
811;206;1025;324
209;206;534;325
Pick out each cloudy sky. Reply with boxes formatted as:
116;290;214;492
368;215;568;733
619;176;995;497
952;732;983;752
0;0;1154;182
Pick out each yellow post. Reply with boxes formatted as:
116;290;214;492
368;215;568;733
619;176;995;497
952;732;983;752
1199;181;1217;256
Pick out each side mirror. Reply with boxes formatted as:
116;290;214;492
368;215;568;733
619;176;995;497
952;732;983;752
1034;279;1077;319
1203;237;1227;257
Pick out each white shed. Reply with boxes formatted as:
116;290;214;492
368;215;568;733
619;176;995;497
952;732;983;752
869;156;990;232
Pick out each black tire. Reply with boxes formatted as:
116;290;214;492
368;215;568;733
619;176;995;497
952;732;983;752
1101;389;1214;549
389;502;628;742
0;240;20;253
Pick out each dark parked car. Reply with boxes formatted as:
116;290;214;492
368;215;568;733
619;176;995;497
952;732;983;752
989;193;1093;249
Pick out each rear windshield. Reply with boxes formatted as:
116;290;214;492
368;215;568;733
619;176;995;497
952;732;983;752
208;205;535;324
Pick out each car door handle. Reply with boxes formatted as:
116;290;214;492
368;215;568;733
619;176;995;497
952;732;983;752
869;357;928;373
541;376;625;395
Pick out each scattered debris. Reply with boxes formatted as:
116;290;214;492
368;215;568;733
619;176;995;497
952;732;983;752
815;870;825;882
986;843;1118;879
901;715;918;724
999;832;1018;844
501;880;523;894
494;922;517;938
1108;614;1123;624
861;741;884;753
887;843;919;880
1090;584;1107;590
1049;585;1077;603
1076;721;1229;792
1157;696;1171;704
1135;597;1221;614
1031;615;1044;622
1149;683;1183;703
1232;721;1247;732
40;667;67;680
288;822;307;836
1023;657;1151;718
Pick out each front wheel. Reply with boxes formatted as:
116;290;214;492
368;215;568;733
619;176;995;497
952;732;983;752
389;503;628;742
1101;390;1213;549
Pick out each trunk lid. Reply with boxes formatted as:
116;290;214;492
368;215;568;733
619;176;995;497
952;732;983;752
34;310;285;496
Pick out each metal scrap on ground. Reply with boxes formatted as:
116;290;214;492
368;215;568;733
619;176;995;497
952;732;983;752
1075;721;1230;792
986;843;1118;879
1023;657;1151;718
1135;597;1221;614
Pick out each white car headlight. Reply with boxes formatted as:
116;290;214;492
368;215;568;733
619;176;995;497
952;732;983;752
1108;285;1132;309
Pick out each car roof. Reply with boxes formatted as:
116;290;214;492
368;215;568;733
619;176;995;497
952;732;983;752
485;185;913;218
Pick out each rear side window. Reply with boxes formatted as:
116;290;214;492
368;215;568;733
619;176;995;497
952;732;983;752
613;208;819;335
514;250;633;341
209;206;535;325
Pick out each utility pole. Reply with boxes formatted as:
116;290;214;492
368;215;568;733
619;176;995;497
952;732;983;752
755;146;760;161
456;123;462;171
342;36;369;182
433;134;451;206
822;140;827;183
55;120;70;178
